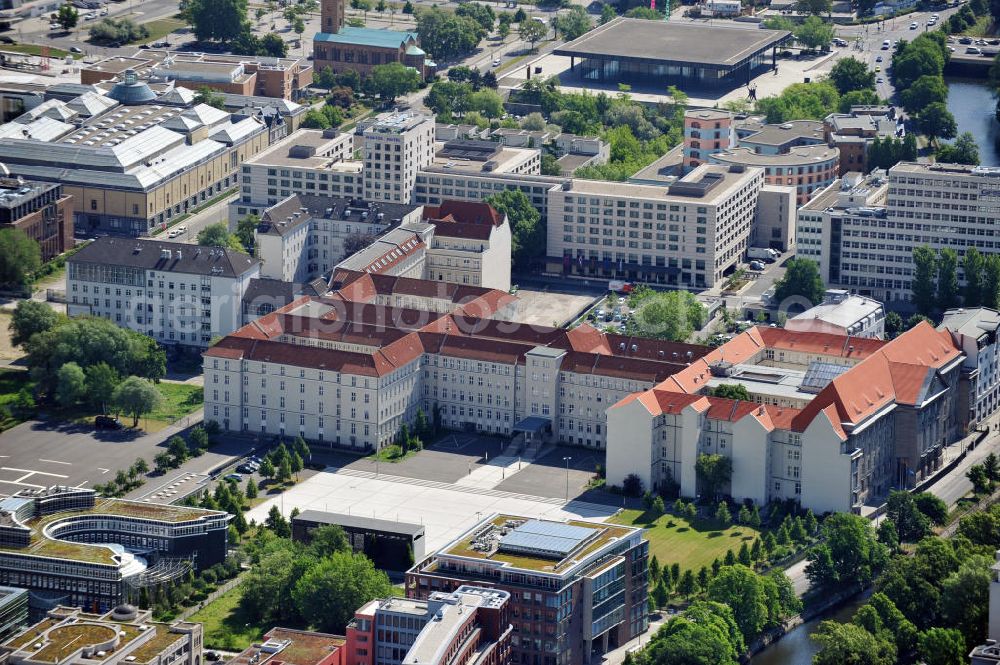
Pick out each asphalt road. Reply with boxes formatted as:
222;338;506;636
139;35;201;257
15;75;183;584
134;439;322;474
835;4;965;102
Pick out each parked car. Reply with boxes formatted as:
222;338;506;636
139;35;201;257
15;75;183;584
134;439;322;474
0;36;14;44
749;260;765;271
95;415;124;430
224;473;243;482
70;46;83;53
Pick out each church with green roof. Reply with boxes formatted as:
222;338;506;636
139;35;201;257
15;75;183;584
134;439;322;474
314;0;434;78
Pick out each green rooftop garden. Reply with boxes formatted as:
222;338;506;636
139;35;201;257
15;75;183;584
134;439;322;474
444;515;635;573
0;498;225;565
31;624;118;663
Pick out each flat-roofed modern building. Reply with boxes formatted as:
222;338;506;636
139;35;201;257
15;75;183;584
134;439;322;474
230;129;360;221
785;289;886;338
709;144;839;205
1;605;201;665
0;487;229;613
0;588;27;642
406;514;648;664
554;19;791;90
362;112;435;204
799;162;1000;305
67;237;260;348
347;586;511;665
228;628;345;665
0;179;72;263
546;163;764;288
292;510;425;572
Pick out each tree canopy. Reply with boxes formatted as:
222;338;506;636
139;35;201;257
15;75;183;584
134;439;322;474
828;57;875;95
484;190;543;269
773;258;825;307
25;316;165;396
186;0;249;43
291;551;394;632
0;228;41;289
112;376;162;427
9;299;61;348
415;7;484;60
197;222;246;252
367;62;422;101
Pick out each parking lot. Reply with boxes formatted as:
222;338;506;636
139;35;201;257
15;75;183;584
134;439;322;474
509;289;599;327
0;418;245;498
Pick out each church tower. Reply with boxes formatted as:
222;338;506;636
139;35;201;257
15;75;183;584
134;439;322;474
321;0;344;34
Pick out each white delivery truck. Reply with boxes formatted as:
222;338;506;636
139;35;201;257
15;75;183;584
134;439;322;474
747;247;780;262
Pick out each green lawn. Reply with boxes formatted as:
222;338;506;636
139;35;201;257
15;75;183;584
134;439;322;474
134;17;188;44
610;509;760;573
187;586;266;651
147;383;203;422
1;44;78;59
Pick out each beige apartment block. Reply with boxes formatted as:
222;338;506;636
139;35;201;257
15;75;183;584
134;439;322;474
546;164;764;289
362;111;435;203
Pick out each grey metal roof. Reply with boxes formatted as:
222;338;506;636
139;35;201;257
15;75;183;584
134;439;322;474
293;510;425;537
499;520;596;559
69;237;259;278
554;18;791;68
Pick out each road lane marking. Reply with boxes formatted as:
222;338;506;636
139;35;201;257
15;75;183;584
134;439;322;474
38;459;72;466
2;467;69;479
97;468;110;474
0;479;45;489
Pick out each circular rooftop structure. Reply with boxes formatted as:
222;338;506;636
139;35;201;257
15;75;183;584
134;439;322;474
106;70;157;106
111;603;138;621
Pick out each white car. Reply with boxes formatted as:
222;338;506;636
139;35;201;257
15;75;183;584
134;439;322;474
176;225;187;234
909;21;918;29
492;58;501;66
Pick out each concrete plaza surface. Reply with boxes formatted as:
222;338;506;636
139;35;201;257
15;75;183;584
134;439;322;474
246;466;622;553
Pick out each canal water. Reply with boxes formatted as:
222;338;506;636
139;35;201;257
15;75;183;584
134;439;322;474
748;594;869;665
945;79;1000;167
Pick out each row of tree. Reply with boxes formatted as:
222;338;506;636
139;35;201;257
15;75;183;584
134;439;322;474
912;245;1000;317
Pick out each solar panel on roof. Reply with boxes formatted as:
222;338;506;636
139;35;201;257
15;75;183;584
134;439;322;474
499;519;597;559
800;360;850;394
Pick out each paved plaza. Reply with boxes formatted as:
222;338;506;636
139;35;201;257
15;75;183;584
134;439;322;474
246;464;620;553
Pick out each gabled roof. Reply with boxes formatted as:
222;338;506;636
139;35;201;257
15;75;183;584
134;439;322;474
313;26;418;49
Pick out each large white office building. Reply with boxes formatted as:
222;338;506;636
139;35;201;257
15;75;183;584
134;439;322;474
68;237;260;347
799;163;1000;305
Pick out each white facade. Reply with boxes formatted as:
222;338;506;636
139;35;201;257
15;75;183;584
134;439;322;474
231;128;360;222
605;323;963;513
67;238;259;347
786;289;886;338
803;163;1000;305
940;307;1000;430
255;196;422;283
363;111;435;203
546;164;765;289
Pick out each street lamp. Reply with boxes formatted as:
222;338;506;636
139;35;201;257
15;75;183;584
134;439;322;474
563;456;572;500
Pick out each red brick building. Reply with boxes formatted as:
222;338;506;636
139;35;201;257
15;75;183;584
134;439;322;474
0;178;72;262
313;0;433;78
